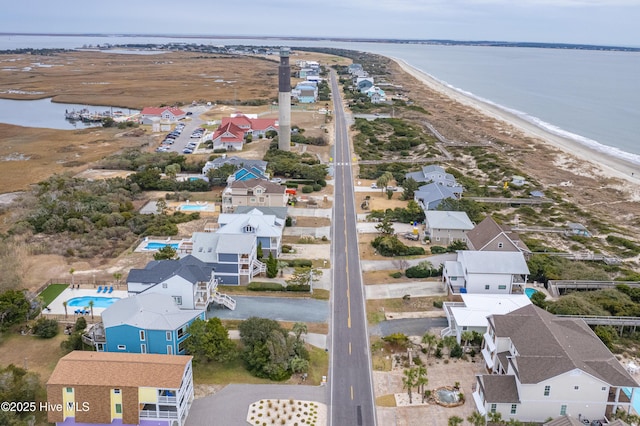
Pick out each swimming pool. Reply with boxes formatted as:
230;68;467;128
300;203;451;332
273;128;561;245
179;204;208;211
67;296;120;308
525;288;538;298
623;388;640;415
144;242;180;250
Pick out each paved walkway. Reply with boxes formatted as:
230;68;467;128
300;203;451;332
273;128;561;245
365;281;446;300
207;296;329;323
288;207;332;218
228;330;327;349
187;384;328;426
284;226;331;238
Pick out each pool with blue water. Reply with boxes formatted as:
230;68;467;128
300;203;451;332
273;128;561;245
67;296;120;308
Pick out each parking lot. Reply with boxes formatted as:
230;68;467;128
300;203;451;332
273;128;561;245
155;106;210;154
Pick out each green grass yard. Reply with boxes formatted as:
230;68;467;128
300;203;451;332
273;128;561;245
38;284;68;306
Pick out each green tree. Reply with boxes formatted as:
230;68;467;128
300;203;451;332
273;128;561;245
402;367;417;404
530;291;547;308
0;289;30;329
448;416;464;426
32;317;59;338
467;411;486;426
376;171;394;193
286;267;322;292
184;318;237;363
257;241;263;259
266;252;278;278
487;411;503;425
153;245;177;261
415;365;428;403
156;198;168;215
421;332;437;359
206;163;237;187
292;322;308;343
62;300;68;319
164;163;181;179
74;316;87;332
0;365;47;425
88;300;95;320
375;216;395;236
386;189;394;200
401;177;419;200
461;331;474;353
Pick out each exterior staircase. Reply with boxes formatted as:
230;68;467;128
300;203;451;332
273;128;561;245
213;291;236;310
252;259;266;276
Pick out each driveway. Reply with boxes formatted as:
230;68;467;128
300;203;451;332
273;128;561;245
369;317;448;337
360;253;456;272
187;384;328;426
365;281;447;300
207;296;329;323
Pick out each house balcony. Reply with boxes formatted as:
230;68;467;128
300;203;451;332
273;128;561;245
483;332;496;352
82;323;105;347
139;409;178;420
157;396;177;404
481;347;495;371
471;390;487;416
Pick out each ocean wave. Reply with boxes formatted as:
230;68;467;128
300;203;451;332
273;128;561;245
415;66;640;167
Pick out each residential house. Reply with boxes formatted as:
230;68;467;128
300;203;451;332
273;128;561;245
442;250;530;294
221;178;288;213
356;77;374;92
348;63;364;75
126;255;218;310
292;81;318;103
221;114;278;138
364;86;387;103
235;205;288;221
424;210;474;245
217;208;285;257
405;164;459;186
414;182;461;211
209;121;246;151
466;216;531;257
473;304;638;423
441;293;531;344
188;232;264;285
47;351;194;426
92;293;205;355
510;175;527;187
140;106;186;123
201;155;267;177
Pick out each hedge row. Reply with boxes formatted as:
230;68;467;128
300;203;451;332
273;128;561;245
247;282;311;292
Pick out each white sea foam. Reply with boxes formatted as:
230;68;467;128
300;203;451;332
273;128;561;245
421;68;640;167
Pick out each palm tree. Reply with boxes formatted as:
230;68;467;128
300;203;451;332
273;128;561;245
62;300;68;319
487;411;503;425
292;322;308;343
69;268;75;288
402;367;417;404
421;332;437;359
467;411;486;426
88;300;95;320
113;272;123;286
461;331;474;353
376;171;394;193
415;365;428;402
448;416;463;426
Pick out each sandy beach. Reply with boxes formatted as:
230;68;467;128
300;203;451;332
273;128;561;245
393;58;640;185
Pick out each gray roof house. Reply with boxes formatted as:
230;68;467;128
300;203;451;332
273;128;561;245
466;216;531;257
442;250;529;294
126;255;218;310
414;182;461;211
234;206;288;221
424;210;474;245
473;304;638;423
405;164;459;186
217;208;285;256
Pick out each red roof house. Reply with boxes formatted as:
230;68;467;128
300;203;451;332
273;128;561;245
140;106;186;122
211;122;246;151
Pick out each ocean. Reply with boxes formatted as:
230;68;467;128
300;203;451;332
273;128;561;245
1;34;639;165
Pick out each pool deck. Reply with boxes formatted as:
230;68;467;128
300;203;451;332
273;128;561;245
44;287;128;317
134;237;189;253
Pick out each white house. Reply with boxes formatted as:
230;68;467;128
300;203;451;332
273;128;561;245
424;210;474;245
405;164;459;186
442;251;529;294
473;304;638;423
140;106;186;123
441;293;531;343
217;209;285;257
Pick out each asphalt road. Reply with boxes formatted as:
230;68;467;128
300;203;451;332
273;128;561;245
329;71;377;426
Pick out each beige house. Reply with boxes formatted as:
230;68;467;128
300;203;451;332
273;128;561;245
221;178;287;213
47;351;194;426
474;305;637;424
467;216;531;257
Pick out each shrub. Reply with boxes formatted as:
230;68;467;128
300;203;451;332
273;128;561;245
282;244;293;253
32;317;59;338
389;271;403;279
405;265;433;278
285;217;293;227
433;300;443;308
248;282;284;292
288;259;313;268
312;184;322;192
302;185;314;194
74;316;87;332
286;284;311;292
372;235;425;257
430;246;447;254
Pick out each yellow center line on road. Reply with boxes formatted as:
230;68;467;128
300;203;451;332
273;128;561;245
349;341;352;355
351;386;354;400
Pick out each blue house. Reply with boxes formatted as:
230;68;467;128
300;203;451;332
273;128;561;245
230;165;269;182
96;293;205;355
414;182;462;211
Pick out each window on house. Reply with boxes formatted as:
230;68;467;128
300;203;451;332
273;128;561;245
179;339;187;353
113;389;121;394
250;198;256;202
117;345;126;350
173;296;182;305
498;242;504;248
490;404;497;413
544;385;551;396
602;387;607;391
166;331;172;341
259;197;265;202
66;387;73;393
574;386;579;390
498;285;507;290
97;343;104;351
141;344;147;353
167;345;173;355
115;403;122;414
560;405;567;415
510;404;517;414
485;285;490;290
162;283;168;288
140;330;145;341
177;327;186;339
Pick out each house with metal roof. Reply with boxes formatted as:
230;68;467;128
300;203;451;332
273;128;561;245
234;205;288;221
473;304;638;423
217;208;285;257
442;250;529;294
47;351;194;426
441;293;531;344
201;155;268;176
91;293;205;355
405;164;460;186
467;216;531;257
414;182;462;211
424;210;474;245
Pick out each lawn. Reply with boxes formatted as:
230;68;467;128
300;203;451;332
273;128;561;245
38;283;69;306
0;330;68;381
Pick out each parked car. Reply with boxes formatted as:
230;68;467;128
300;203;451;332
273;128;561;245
182;148;193;154
370;183;378;189
403;232;419;241
386;186;398;191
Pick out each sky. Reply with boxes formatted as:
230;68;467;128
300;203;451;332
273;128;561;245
2;0;640;47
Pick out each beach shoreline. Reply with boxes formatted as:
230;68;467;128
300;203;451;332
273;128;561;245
392;58;640;185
